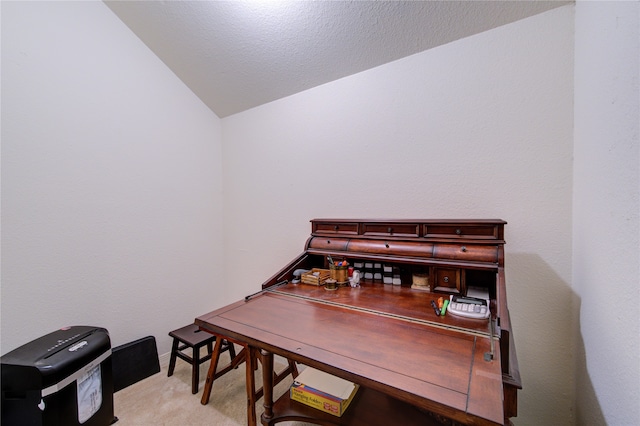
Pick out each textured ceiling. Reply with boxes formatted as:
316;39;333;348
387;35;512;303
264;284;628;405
105;1;568;118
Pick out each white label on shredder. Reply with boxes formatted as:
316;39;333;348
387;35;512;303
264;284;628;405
41;350;112;398
77;364;102;424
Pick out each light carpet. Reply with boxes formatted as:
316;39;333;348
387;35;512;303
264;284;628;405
112;349;311;426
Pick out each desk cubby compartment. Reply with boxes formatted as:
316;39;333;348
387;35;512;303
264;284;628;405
433;267;462;294
465;269;497;299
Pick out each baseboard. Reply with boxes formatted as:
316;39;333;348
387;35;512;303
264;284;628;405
158;351;171;370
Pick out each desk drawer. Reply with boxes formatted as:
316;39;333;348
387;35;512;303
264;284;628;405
361;223;420;238
346;240;433;258
434;268;462;293
308;237;350;251
312;221;359;235
424;224;499;239
433;244;498;263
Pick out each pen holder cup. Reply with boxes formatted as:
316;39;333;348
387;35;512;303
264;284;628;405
330;265;349;285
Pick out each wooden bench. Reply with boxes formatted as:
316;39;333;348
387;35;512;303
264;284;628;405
167;324;235;394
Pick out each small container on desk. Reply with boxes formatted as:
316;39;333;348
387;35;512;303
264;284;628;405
411;273;430;291
324;279;338;291
330;264;349;286
301;269;331;286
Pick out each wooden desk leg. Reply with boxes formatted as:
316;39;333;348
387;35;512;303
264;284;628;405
245;346;257;426
288;359;299;379
200;337;224;405
260;349;274;423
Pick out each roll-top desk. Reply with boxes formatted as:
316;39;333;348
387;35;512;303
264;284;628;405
196;219;521;425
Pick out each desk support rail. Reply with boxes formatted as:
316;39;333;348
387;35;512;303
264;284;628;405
244;280;289;301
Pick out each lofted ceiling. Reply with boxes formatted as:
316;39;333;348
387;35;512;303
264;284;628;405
105;0;569;118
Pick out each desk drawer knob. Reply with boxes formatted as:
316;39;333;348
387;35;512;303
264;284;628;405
461;246;467;252
334;225;339;231
456;229;462;235
385;243;390;248
387;227;393;234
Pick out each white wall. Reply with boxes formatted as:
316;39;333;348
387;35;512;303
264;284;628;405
573;1;639;425
3;2;638;425
1;1;223;356
222;6;575;425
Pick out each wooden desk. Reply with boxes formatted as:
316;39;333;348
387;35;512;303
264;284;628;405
197;283;504;425
197;219;520;425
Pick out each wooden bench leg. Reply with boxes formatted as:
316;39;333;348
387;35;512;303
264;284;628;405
192;344;201;394
167;338;179;377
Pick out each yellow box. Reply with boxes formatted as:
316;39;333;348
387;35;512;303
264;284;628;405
290;367;359;417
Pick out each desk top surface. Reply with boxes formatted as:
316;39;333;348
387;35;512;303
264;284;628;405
196;282;504;425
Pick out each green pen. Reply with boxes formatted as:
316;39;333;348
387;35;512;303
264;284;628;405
441;299;449;316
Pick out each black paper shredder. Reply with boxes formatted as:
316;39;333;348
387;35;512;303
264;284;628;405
1;326;116;426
